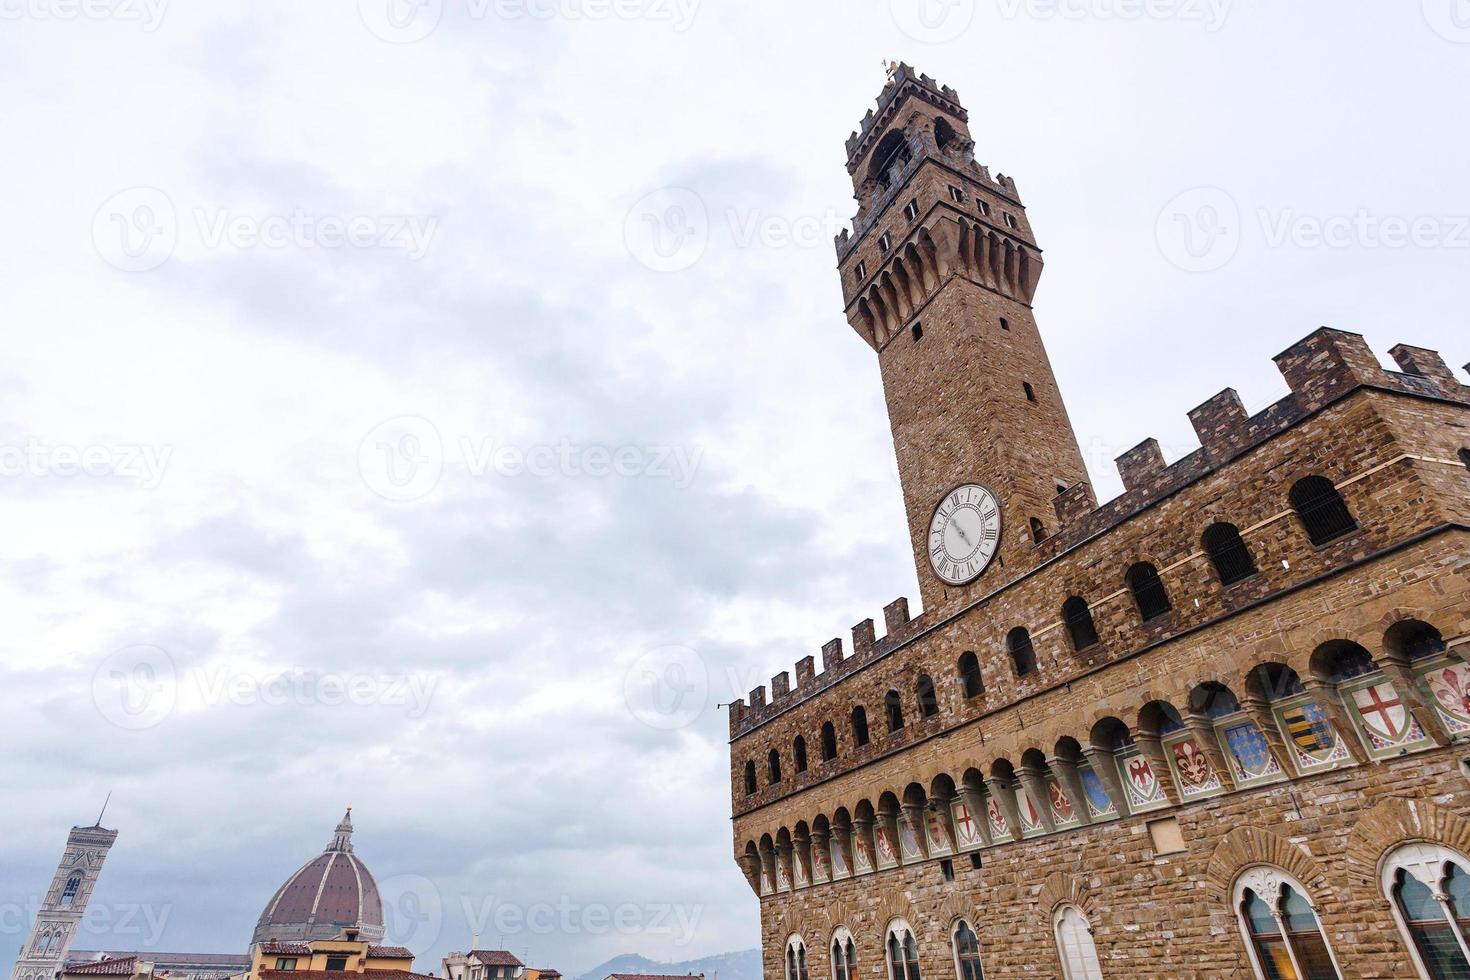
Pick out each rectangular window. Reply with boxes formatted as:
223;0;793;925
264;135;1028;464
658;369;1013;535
325;957;348;972
999;316;1010;330
1003;212;1018;229
275;960;297;971
854;261;866;282
903;199;920;222
948;185;964;203
940;859;955;882
978;200;991;217
878;232;892;253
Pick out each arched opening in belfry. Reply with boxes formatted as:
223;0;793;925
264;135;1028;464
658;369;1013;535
869;130;913;190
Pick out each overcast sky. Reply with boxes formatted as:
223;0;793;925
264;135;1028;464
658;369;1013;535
1;0;1467;974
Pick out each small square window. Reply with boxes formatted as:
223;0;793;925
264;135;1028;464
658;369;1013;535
969;852;982;870
999;316;1010;330
854;261;866;282
948;185;965;203
904;199;920;222
911;323;923;342
978;200;991;217
1003;212;1018;229
878;232;892;253
325;957;348;972
276;960;298;971
1023;381;1037;402
940;858;955;882
1147;816;1187;856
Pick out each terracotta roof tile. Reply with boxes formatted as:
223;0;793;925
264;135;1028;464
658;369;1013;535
470;953;523;968
67;959;138;976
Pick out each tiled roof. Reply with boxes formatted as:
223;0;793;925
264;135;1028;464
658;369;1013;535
258;944;412;959
470;953;524;968
71;953;249;969
258;971;434;980
67;958;138;976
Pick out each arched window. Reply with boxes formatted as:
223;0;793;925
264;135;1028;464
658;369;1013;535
951;920;985;980
1384;843;1470;978
886;920;923;980
786;936;811;980
1125;562;1171;621
1030;517;1047;544
1007;627;1037;676
821;722;838;761
768;750;782;784
1062;597;1100;651
831;929;857;980
870;130;913;190
1385;619;1447;662
1233;869;1341;980
1290;476;1357;546
1053;905;1103;980
958;652;984;699
794;736;808;774
917;675;939;718
885;690;905;733
1203;522;1257;586
59;874;81;907
935;117;958;154
852;707;871;747
744;760;757;796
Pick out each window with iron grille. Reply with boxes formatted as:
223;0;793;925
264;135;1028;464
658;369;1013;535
1007;627;1037;675
1289;476;1357;545
1203;522;1257;585
1125;562;1172;621
1062;597;1100;650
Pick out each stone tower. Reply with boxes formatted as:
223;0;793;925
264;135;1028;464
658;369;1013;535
10;822;119;980
835;64;1091;614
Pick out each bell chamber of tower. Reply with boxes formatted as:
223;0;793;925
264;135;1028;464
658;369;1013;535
834;64;1092;615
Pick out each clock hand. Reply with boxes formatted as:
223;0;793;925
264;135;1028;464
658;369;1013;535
954;523;973;547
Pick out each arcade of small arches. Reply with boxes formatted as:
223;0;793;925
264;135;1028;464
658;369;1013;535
739;618;1466;903
742;474;1364;796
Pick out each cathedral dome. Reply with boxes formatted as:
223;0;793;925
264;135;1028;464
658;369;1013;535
251;810;385;946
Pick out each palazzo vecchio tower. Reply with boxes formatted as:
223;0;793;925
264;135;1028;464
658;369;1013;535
728;65;1470;979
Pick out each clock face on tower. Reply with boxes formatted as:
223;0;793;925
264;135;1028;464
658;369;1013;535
928;484;1002;586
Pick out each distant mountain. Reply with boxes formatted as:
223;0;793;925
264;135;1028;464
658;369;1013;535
574;948;761;980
